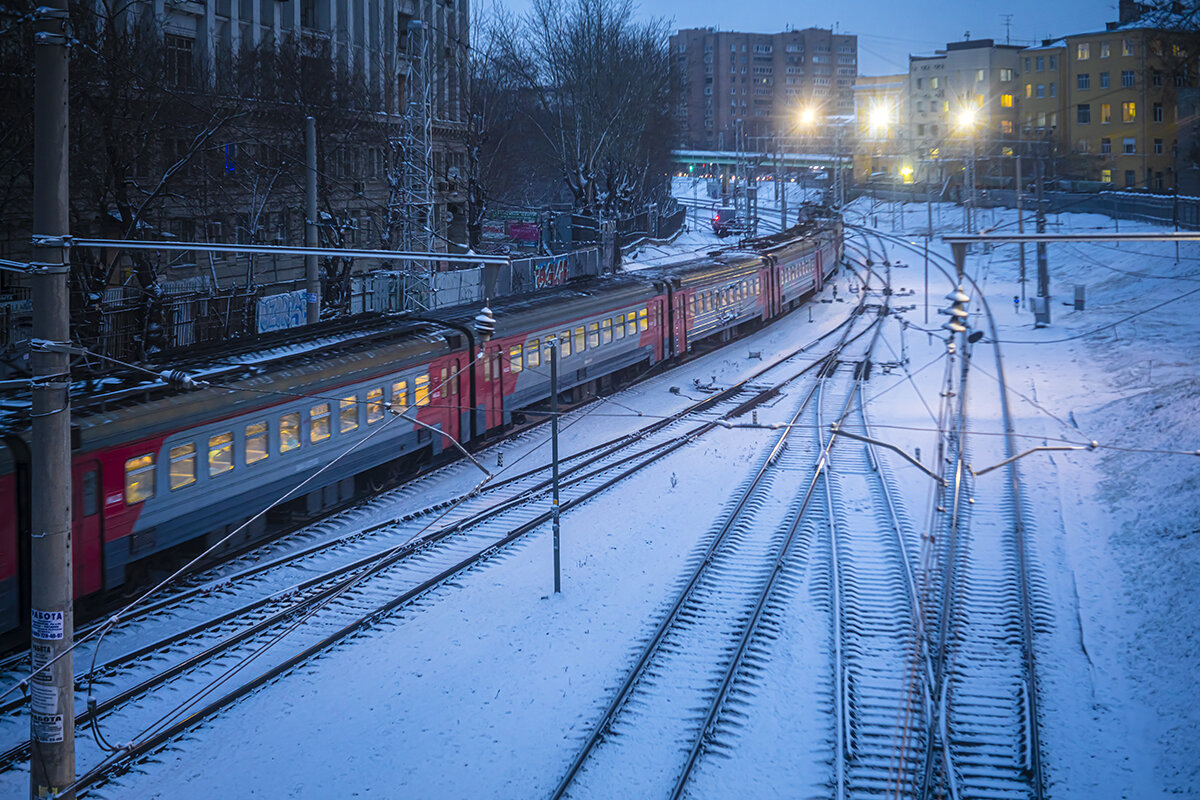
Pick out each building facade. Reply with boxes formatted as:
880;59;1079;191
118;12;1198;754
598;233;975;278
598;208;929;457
906;39;1023;186
853;74;908;180
672;27;858;150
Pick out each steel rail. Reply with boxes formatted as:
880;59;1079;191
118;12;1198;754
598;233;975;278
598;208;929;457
548;306;877;800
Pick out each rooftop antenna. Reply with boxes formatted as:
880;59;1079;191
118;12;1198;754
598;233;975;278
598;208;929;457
964;29;971;40
1001;13;1013;44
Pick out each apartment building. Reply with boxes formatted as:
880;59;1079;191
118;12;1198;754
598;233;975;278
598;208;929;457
672;27;858;150
907;39;1023;184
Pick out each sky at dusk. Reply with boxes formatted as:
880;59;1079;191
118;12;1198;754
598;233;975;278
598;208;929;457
489;0;1118;75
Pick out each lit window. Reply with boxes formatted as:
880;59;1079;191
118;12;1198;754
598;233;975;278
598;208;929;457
1077;42;1090;60
208;432;234;476
340;396;359;433
1025;83;1032;98
1101;41;1110;58
587;322;599;348
601;318;612;343
1100;103;1111;123
367;388;384;423
124;454;156;504
1000;94;1013;108
975;68;984;81
574;326;586;352
559;330;572;357
509;344;523;372
1122;101;1136;122
1122;39;1134;57
280;412;301;452
626;311;637;331
245;421;269;464
613;315;626;339
527;339;540;368
1001;120;1013;134
414;375;430;406
393;380;408;409
169;443;196;489
310;403;331;442
1101;168;1112;183
639;309;649;331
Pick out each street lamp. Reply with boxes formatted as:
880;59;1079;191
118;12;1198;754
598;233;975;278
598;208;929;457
956;106;978;233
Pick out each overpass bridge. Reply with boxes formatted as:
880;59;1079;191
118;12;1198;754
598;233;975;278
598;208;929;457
671;149;851;170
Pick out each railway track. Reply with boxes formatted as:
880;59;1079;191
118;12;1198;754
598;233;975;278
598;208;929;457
548;303;883;799
1;290;870;796
848;225;1047;799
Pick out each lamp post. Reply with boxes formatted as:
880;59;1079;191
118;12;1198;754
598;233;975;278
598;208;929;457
957;107;978;234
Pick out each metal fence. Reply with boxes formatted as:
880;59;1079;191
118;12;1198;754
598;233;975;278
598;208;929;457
865;186;1200;230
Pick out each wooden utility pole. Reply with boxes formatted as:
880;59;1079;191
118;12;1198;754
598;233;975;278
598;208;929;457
30;2;75;796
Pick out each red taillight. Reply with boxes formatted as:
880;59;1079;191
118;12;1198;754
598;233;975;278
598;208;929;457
713;216;720;223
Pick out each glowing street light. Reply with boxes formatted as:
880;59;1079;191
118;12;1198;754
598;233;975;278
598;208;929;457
869;104;890;136
956;106;978;131
798;106;818;127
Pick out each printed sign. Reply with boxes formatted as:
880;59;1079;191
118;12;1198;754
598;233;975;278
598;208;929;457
32;713;64;743
31;642;53;685
31;610;63;641
31;683;58;715
508;222;540;244
256;289;307;334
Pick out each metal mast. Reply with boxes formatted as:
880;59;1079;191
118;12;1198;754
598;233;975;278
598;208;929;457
399;14;435;309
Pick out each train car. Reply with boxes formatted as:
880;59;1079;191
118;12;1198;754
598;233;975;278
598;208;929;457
0;217;844;638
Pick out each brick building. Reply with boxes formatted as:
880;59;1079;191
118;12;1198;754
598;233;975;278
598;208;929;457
671;27;858;149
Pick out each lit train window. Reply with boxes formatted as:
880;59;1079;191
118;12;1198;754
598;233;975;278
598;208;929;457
310;404;331;442
280;412;301;452
450;369;459;396
169;444;196;489
559;331;571;357
601;318;612;344
510;344;524;373
574;326;586;352
613;315;625;339
587;322;599;348
245;422;269;464
440;367;449;395
392;380;408;409
366;388;384;424
124;454;156;504
340;396;359;433
414;375;430;406
688;296;696;316
208;432;234;477
626;311;637;331
527;339;540;368
639;309;648;331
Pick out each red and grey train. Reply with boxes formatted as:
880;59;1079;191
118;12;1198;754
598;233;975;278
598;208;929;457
0;218;841;637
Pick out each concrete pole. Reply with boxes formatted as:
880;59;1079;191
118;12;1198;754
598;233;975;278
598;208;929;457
30;2;75;796
1017;155;1026;301
550;339;561;594
1036;158;1049;298
305;116;320;324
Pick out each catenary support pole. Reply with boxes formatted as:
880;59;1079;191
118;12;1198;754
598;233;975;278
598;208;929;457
1036;159;1049;300
30;2;75;797
305;116;320;324
550;340;562;594
925;194;932;325
1016;155;1026;301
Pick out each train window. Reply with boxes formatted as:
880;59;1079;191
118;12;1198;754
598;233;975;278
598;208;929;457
574;326;586;352
450;368;459;396
483;352;491;381
526;339;539;368
509;344;523;373
559;331;571;357
81;470;99;516
392;380;408;409
208;432;234;476
704;294;712;312
245;421;269;464
613;315;625;339
626;311;637;331
124;454;156;504
656;306;663;327
169;444;196;490
440;367;449;395
587;322;599;348
310;404;331;443
688;296;696;317
601;319;612;343
340;396;359;433
639;308;648;331
415;375;430;406
366;388;384;424
280;412;301;452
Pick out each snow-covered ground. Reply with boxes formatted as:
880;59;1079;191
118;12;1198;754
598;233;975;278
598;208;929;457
12;192;1196;799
